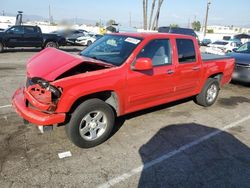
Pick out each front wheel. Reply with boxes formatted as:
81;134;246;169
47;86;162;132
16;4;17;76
195;78;220;107
65;99;115;148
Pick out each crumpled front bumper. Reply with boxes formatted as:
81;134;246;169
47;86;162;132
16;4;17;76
12;87;66;126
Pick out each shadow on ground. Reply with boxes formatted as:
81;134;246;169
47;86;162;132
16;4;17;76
138;123;250;187
111;97;193;137
218;96;250;108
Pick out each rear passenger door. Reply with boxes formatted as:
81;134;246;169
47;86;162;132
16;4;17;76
23;26;42;47
174;38;202;95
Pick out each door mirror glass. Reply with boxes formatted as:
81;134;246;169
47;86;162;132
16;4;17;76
133;58;153;71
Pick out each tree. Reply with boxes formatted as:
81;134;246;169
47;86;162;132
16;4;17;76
143;0;164;30
191;21;201;31
169;24;179;28
148;0;156;30
95;22;100;27
143;0;148;30
151;0;164;30
106;19;116;26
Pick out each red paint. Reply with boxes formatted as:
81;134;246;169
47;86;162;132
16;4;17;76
12;33;235;126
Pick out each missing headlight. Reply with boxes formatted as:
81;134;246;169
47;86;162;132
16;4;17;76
31;77;61;99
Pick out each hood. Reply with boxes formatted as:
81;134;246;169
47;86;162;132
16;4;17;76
27;48;113;81
228;52;250;66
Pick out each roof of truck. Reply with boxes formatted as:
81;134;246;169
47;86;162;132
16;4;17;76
111;32;196;39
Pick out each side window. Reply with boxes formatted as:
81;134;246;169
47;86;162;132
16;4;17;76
176;39;196;63
24;27;38;34
7;26;23;34
137;39;171;66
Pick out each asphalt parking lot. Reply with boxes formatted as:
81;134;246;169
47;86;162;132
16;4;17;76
0;47;250;188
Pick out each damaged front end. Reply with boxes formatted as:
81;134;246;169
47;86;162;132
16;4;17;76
26;77;62;112
12;77;66;126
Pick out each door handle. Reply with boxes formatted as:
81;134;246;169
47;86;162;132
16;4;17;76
192;66;200;71
167;69;174;74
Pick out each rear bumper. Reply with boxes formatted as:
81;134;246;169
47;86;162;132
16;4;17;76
232;67;250;83
12;88;66;126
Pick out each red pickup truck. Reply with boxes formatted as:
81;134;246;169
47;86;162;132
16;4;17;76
12;33;235;148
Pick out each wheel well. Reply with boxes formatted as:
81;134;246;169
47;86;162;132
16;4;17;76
69;91;119;116
208;73;223;85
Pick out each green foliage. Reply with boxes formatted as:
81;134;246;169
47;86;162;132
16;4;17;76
106;19;116;26
207;29;214;33
191;21;201;31
170;24;179;28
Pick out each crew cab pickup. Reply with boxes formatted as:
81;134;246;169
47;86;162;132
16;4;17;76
0;25;66;52
12;33;235;148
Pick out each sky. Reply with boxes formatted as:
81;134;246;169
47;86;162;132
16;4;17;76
1;0;250;27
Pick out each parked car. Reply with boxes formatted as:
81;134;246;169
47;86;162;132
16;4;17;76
206;40;242;55
0;25;66;52
228;42;250;83
52;29;88;45
75;34;103;46
12;33;235;148
200;38;212;46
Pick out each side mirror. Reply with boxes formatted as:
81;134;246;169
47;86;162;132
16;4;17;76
232;48;237;52
133;58;153;71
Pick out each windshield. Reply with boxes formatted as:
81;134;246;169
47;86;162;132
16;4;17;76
236;42;250;54
80;35;142;66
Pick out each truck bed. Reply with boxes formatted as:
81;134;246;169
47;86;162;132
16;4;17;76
201;53;232;62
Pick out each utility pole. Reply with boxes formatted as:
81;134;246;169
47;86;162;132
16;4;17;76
129;12;131;27
203;1;211;37
49;5;53;25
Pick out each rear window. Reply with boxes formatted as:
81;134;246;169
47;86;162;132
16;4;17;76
176;39;196;63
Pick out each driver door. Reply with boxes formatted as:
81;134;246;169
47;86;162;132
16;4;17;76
125;39;176;113
5;26;24;47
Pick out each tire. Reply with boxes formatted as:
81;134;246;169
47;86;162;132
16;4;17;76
45;41;58;48
65;99;115;148
87;40;92;46
0;42;4;53
195;78;220;107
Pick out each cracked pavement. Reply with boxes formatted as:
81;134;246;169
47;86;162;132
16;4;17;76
0;47;250;187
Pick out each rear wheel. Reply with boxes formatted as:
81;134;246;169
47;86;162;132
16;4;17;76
45;41;58;48
65;99;115;148
195;78;220;107
0;42;4;53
